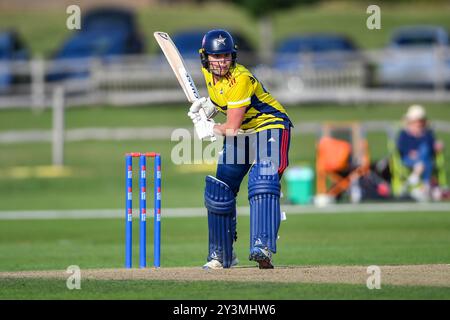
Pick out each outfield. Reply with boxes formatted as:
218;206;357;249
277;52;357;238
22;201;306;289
1;0;450;301
0;211;449;299
0;103;449;210
2;211;450;269
1;102;450;299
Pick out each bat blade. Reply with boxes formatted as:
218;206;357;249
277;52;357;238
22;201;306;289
153;31;200;103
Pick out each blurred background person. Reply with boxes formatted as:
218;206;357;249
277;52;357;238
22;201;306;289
397;104;442;201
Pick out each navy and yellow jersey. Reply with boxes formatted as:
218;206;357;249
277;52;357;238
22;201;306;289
201;63;292;133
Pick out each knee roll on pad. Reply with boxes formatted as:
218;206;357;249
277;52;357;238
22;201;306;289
205;175;236;268
248;160;281;253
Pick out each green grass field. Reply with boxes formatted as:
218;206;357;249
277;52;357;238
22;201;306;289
2;211;450;270
1;105;449;300
2;279;449;300
1;103;449;210
1;103;449;300
1;1;449;301
0;212;449;299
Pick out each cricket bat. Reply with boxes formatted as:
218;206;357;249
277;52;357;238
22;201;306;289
153;31;201;103
154;31;216;141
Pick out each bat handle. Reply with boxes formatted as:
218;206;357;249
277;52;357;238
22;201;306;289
198;108;207;120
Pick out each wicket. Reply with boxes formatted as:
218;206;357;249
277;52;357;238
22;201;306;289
125;152;161;269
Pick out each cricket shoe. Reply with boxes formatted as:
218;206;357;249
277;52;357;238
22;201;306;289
410;184;430;202
202;252;239;270
249;246;274;269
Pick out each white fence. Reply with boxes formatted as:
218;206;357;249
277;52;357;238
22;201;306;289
1;82;449;167
0;48;450;109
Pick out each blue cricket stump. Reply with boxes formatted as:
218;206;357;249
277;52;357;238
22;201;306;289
125;152;161;269
139;154;147;268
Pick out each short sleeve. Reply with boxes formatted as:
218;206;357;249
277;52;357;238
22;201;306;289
225;75;254;109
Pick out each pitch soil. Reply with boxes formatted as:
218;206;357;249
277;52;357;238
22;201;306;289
0;264;449;287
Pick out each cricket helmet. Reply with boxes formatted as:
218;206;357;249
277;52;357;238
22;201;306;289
199;29;237;70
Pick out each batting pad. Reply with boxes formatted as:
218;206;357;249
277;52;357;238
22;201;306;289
204;175;236;268
248;160;281;253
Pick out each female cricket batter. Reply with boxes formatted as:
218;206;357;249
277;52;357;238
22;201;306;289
187;29;292;269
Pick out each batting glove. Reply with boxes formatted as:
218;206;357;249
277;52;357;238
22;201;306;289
187;110;202;124
189;97;207;113
189;97;218;120
194;118;216;141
